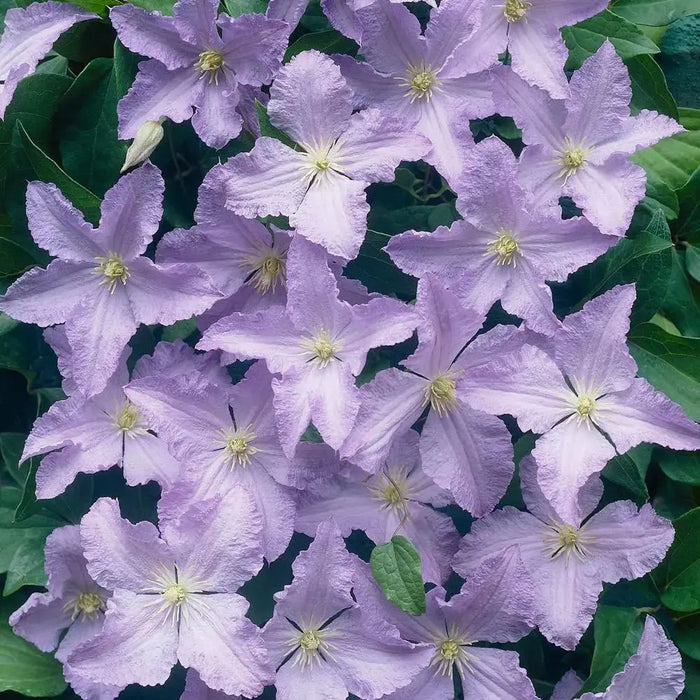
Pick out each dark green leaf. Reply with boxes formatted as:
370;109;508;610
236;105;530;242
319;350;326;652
675;166;700;245
254;100;296;148
562;10;659;71
577;606;644;694
676;613;700;660
602;445;651;505
628;323;700;422
632;128;700;193
627;54;679;119
129;0;176;12
0;594;66;696
284;29;357;61
17;121;102;225
609;0;700;25
662;508;700;612
223;0;267;15
370;535;426;615
658;449;700;485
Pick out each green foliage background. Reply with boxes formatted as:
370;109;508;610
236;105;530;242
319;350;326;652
0;0;699;698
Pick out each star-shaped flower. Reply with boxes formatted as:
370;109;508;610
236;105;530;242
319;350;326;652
111;0;289;148
0;164;221;397
462;285;700;522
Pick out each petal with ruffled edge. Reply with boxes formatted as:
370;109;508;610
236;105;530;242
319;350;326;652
332;54;405;110
386;666;453;700
422;0;481;71
459;647;537;699
80;498;173;592
181;668;241;700
10;594;72;652
597;377;700;455
273;658;347;700
122;432;181;489
551;669;583;700
588;616;684;700
214;139;308;218
109;4;194;69
584;501;674;583
290;171;369;261
190;74;242;150
533;418;617;525
321;0;361;42
340;368;426;473
420;402;513;517
0;260;93;326
220;13;287;85
0;1;96;117
25;181;101;262
268;50;353;145
125;257;221;326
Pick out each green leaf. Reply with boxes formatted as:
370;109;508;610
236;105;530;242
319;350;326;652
627;54;679;119
113;40;141;99
129;0;176;12
254;100;296;149
370;535;426;615
662;508;700;611
562;10;659;71
632;128;700;193
687;245;700;282
17;121;103;225
675;613;700;660
627;323;700;422
577;606;644;694
57;57;127;196
65;0;117;15
675;166;700;245
284;29;357;62
658;449;700;485
609;0;700;26
223;0;266;16
602;445;651;504
0;594;66;696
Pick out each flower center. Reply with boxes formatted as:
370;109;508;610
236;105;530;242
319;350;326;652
218;425;259;468
400;61;441;102
486;229;521;266
367;467;413;518
423;373;459;417
576;393;596;419
287;624;336;669
543;520;595;563
241;241;288;295
163;583;187;605
503;0;531;21
195;49;225;84
556;138;590;182
110;400;147;438
300;630;321;650
301;328;342;368
65;591;105;621
94;252;129;293
430;627;472;678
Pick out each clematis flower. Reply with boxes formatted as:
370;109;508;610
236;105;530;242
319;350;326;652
111;0;289;148
334;0;494;181
387;136;613;335
207;49;429;259
198;236;417;455
10;526;121;700
452;457;674;649
462;285;700;523
68;493;272;696
449;0;608;98
0;0;96;117
262;519;428;700
551;616;685;699
125;361;298;561
20;335;180;499
296;430;459;583
353;547;537;699
493;42;683;236
341;275;520;517
0;164;221;398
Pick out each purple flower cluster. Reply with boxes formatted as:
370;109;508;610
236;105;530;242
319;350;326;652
1;0;697;697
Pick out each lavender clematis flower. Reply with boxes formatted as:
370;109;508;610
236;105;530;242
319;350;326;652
263;519;428;700
462;285;700;523
551;616;685;699
10;526;121;700
198;236;417;455
0;1;96;117
353;547;537;699
387;137;613;335
208;49;429;259
296;430;459;583
125;361;299;561
0;164;221;398
450;0;608;98
111;0;289;148
493;42;683;236
341;275;520;517
68;492;272;695
334;0;494;181
21;340;180;499
453;457;674;649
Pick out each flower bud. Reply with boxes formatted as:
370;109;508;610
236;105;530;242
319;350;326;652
120;119;165;173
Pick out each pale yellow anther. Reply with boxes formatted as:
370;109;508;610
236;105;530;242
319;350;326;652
399;61;441;102
423;374;459;417
299;630;322;650
503;0;531;22
301;328;342;368
94;252;129;293
195;49;225;84
65;591;105;621
163;583;187;605
543;520;595;564
429;625;473;678
575;393;596;420
242;243;287;295
219;425;259;468
114;402;140;432
557;138;591;182
487;229;521;266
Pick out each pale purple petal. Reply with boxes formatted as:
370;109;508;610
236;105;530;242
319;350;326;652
422;0;480;70
273;659;347;700
10;594;72;652
181;669;241;700
551;670;583;700
190;76;243;149
321;0;361;42
460;647;537;700
122;432;181;489
173;0;218;45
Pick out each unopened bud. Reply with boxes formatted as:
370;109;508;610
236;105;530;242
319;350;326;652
120;119;165;173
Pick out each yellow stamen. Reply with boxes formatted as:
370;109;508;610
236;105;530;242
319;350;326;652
486;229;521;266
503;0;531;22
301;328;342;368
398;60;442;102
556;138;591;182
423;373;459;417
94;252;129;293
195;49;225;85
